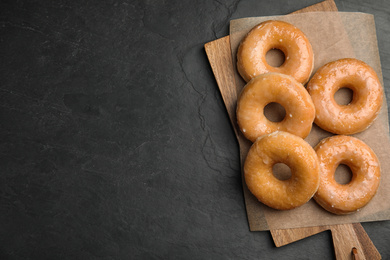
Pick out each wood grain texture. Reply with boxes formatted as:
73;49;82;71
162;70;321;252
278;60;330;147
204;36;239;137
352;223;381;260
291;0;337;14
204;0;381;259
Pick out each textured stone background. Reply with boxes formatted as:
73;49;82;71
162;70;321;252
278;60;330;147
1;0;389;259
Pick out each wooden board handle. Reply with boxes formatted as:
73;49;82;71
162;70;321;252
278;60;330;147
331;223;381;260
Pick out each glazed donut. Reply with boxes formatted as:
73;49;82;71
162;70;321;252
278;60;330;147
244;131;320;210
314;135;380;214
307;58;383;135
237;20;314;84
236;73;315;142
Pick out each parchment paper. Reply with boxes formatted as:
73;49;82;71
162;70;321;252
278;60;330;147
230;12;390;231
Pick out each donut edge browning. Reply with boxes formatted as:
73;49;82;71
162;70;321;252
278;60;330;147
307;58;384;135
237;20;314;84
244;131;320;210
236;73;315;142
313;135;381;215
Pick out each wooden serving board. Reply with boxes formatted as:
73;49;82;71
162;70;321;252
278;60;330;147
204;0;381;259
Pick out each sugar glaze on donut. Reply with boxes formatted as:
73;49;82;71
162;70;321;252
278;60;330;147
237;20;314;84
236;73;315;142
244;131;320;210
307;58;383;135
314;135;381;215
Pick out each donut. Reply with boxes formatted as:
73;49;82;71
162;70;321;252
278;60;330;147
314;135;381;214
307;58;383;135
236;73;315;142
237;20;314;84
244;131;320;210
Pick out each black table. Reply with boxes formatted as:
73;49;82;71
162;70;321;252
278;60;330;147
1;0;389;259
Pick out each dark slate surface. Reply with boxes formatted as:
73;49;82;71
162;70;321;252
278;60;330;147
1;0;389;259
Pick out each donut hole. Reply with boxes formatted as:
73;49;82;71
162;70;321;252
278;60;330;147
334;87;354;106
264;102;286;122
334;164;353;185
265;48;285;67
272;163;292;181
